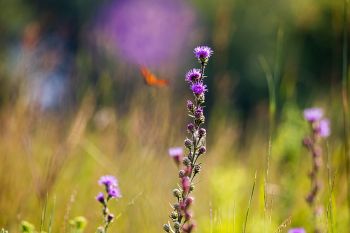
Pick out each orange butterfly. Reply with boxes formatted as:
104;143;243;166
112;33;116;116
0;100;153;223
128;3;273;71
139;66;169;87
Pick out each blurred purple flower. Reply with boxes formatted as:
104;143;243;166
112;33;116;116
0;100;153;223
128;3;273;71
96;192;105;204
99;175;118;187
169;147;183;166
303;108;324;122
288;228;306;233
318;119;330;138
185;69;201;83
108;187;122;199
169;147;184;157
194;46;213;60
191;83;207;95
97;0;195;67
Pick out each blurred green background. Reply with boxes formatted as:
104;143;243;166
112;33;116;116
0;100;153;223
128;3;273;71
0;0;349;232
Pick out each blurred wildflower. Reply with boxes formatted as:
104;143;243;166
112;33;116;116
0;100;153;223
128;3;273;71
303;108;324;122
99;175;118;187
302;107;330;233
317;119;330;138
164;46;213;232
96;0;195;67
288;228;306;233
96;175;121;233
169;147;184;167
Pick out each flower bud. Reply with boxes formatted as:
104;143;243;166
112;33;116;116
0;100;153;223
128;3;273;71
183;157;191;166
198;146;206;155
173;203;180;211
187;100;195;112
170;211;178;220
197;94;205;104
96;192;105;204
163;224;171;232
107;213;114;222
184;139;192;149
187;123;195;133
173;189;181;198
195;116;205;125
174;222;181;230
194;164;201;174
198;128;206;137
190;184;195;192
179;170;185;178
194;108;203;119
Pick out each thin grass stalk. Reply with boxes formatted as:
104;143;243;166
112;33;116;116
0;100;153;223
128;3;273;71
242;171;257;233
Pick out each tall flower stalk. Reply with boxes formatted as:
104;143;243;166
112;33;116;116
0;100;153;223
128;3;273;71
96;175;122;233
303;108;330;233
163;46;213;233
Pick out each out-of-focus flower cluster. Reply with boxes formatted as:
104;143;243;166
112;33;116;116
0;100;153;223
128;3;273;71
96;175;121;233
94;0;195;68
302;107;330;233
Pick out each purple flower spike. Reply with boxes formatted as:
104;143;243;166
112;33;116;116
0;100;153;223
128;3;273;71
318;119;330;138
191;83;207;96
99;175;118;187
108;187;122;199
185;69;201;83
194;46;213;61
288;228;306;233
304;108;324;122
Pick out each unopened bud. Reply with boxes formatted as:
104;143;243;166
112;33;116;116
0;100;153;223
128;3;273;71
179;170;185;178
163;224;171;232
170;211;178;220
174;222;181;230
187;123;195;133
198;128;206;137
184;139;192;149
187;100;195;112
183;157;191;166
173;189;181;198
194;164;201;174
198;146;206;155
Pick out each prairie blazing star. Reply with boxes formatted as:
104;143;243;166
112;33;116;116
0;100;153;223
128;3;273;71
303;108;324;122
164;45;213;233
191;83;207;96
185;69;201;83
194;46;213;63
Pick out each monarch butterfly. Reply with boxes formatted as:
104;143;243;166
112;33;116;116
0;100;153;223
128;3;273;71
139;66;169;87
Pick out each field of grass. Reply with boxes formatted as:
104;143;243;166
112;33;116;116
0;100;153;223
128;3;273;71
0;85;349;232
